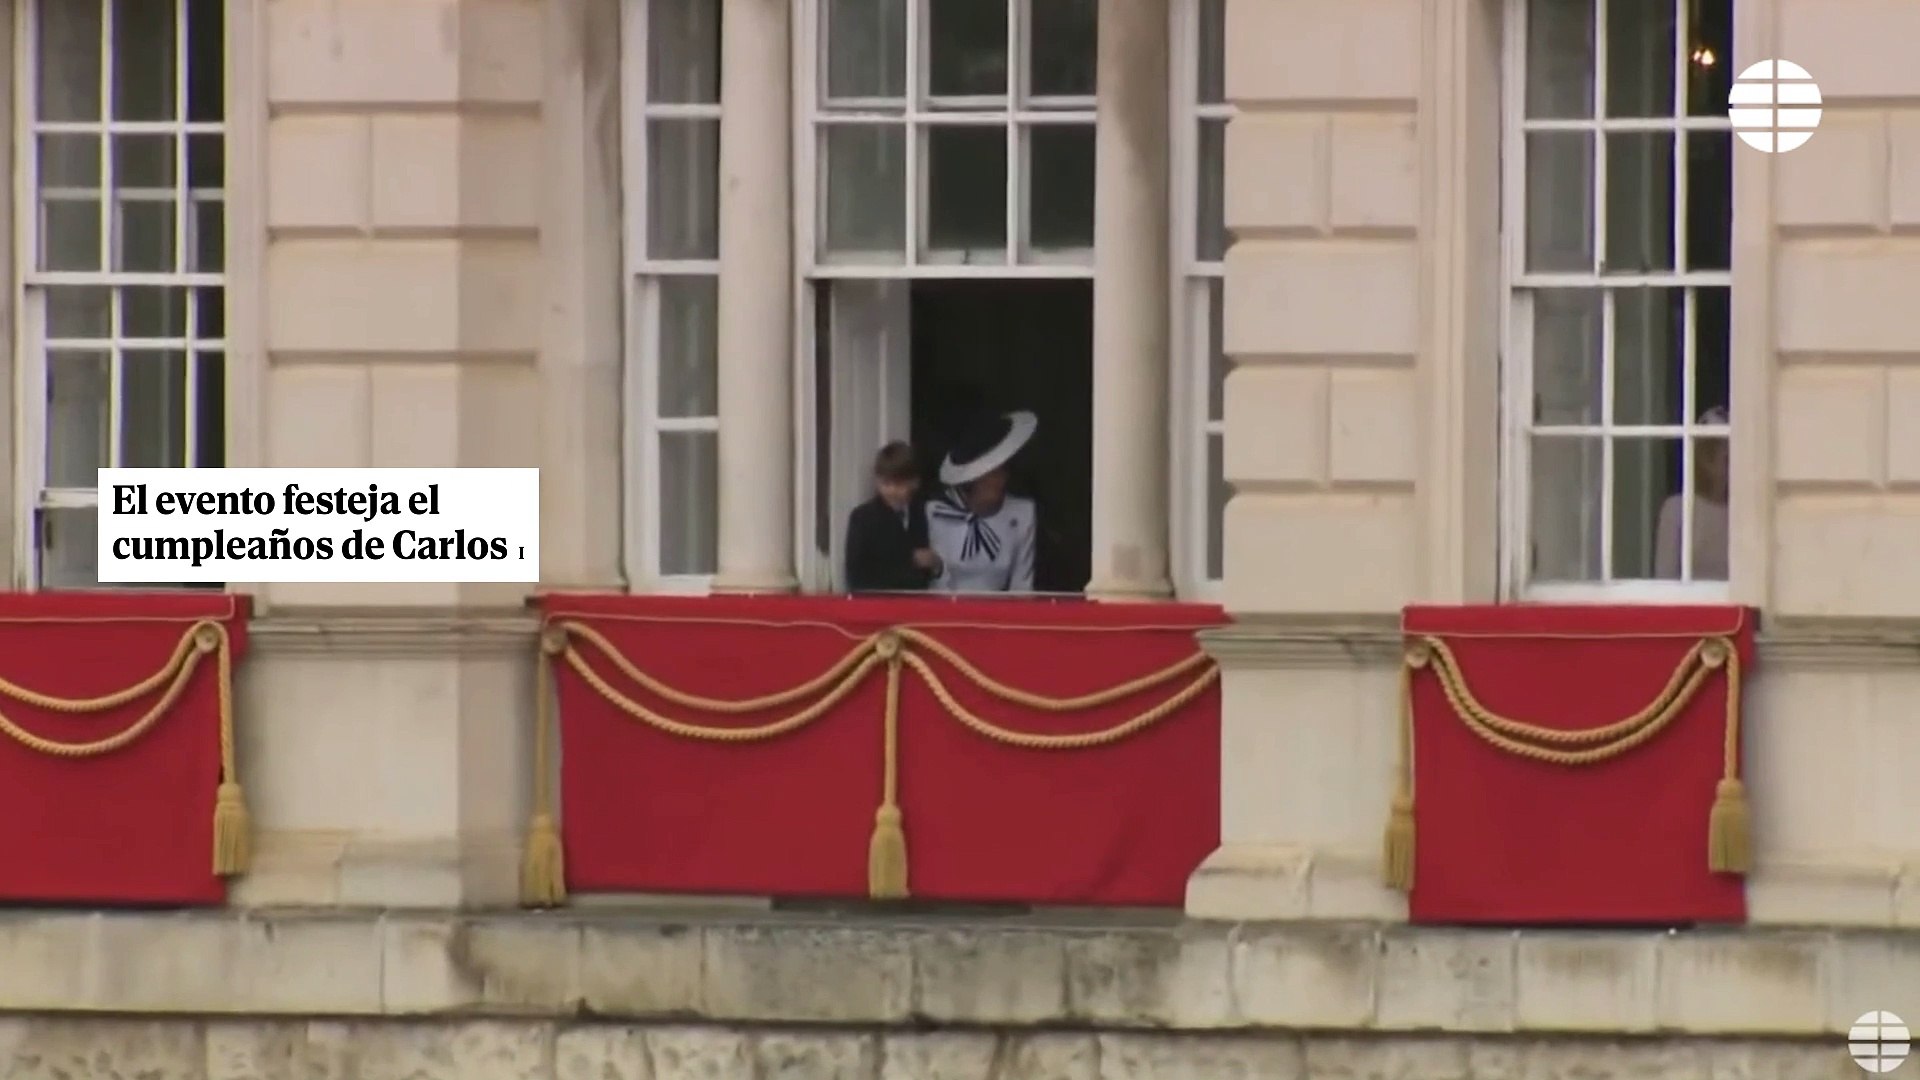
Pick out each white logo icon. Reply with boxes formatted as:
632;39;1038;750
1851;1011;1911;1073
1728;59;1822;153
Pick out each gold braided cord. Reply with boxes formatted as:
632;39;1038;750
0;622;215;756
900;651;1218;749
1417;635;1720;762
561;619;880;715
1383;630;1748;892
0;617;249;876
521;615;1221;906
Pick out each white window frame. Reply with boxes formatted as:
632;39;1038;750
12;0;228;589
1169;0;1225;601
797;0;1098;280
621;0;721;594
1498;0;1734;603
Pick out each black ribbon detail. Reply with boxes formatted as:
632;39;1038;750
931;488;1001;564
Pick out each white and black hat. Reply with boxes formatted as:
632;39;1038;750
940;410;1038;486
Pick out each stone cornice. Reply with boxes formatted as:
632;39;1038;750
1202;614;1920;671
236;608;1920;667
247;609;538;658
0;910;1909;1035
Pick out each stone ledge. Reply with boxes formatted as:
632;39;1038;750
0;1018;1866;1080
0;910;1914;1036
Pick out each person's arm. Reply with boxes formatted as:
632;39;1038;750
1008;507;1037;592
1652;495;1682;579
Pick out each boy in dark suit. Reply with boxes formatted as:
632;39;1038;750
844;442;940;593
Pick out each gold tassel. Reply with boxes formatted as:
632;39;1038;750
1382;790;1415;891
208;623;251;876
1382;644;1424;891
521;811;567;906
212;780;251;876
868;804;908;899
1707;777;1750;874
522;625;570;907
867;643;909;900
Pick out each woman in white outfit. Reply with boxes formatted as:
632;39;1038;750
1653;406;1729;581
925;411;1039;594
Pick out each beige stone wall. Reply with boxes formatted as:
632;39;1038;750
1218;0;1427;616
1769;0;1920;618
223;0;622;907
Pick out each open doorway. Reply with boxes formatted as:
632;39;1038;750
815;278;1093;594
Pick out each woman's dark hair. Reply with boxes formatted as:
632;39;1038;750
872;441;918;482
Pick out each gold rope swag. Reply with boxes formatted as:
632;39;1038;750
1382;633;1746;891
0;618;248;876
522;618;1219;907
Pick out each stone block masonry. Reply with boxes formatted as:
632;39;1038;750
0;1019;1865;1080
0;910;1903;1078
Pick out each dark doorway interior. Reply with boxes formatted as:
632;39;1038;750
909;280;1093;594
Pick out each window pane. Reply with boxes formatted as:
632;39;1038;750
1197;0;1225;105
41;200;102;272
1026;124;1094;252
1526;0;1594;118
1029;0;1095;98
39;506;99;589
1206;433;1226;581
1685;1;1733;116
37;0;102;121
1532;288;1603;426
1612;437;1680;579
1604;132;1674;274
41;134;100;189
1604;0;1674;118
1197;118;1226;262
825;0;905;100
926;0;1006;98
647;119;719;260
925;125;1006;254
1612;287;1683;426
1207;279;1225;422
114;134;179;273
1692;286;1730;414
190;138;224;271
655;276;718;418
186;0;223;121
1529;435;1603;582
47;351;110;488
648;0;720;104
113;0;179;121
1525;132;1594;273
194;350;225;468
1685;132;1731;270
194;286;224;340
659;431;718;576
121;350;189;468
821;123;906;260
47;287;111;340
122;286;189;339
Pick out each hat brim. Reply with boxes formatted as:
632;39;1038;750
940;411;1038;486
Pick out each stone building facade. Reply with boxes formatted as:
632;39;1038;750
1;0;1918;1076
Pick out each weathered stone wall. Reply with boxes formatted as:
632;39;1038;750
0;910;1905;1078
0;1019;1858;1080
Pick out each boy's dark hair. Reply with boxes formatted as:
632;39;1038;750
873;441;918;482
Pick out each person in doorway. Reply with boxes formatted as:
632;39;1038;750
845;441;940;593
927;411;1039;594
1653;406;1730;580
